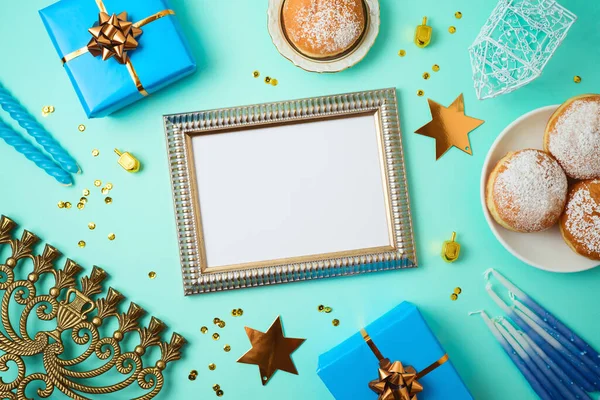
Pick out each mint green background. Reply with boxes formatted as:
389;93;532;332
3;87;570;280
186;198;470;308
1;0;599;399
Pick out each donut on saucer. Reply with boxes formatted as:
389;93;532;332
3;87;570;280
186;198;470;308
560;180;600;260
544;94;600;179
486;149;568;233
282;0;366;59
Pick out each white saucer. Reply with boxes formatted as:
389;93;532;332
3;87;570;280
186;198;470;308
267;0;380;73
480;105;599;273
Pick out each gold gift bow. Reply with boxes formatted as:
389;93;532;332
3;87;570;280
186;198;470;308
60;0;175;96
361;328;449;400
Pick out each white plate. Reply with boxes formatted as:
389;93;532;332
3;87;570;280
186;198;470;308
267;0;380;73
480;105;599;273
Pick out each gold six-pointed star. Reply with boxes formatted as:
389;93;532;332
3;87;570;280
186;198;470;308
415;94;484;160
237;316;305;385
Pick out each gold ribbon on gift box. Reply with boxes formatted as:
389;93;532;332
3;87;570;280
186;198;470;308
361;328;449;400
61;0;175;96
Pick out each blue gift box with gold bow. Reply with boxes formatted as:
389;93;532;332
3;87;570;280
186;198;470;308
317;302;472;400
40;0;195;118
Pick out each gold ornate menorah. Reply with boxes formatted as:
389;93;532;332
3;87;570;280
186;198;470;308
0;215;184;399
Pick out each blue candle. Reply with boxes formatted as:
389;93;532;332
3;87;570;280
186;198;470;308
471;310;553;400
0;82;80;174
0;118;73;185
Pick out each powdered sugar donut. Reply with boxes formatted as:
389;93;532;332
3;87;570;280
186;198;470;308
486;149;568;233
282;0;366;59
544;94;600;179
560;180;600;260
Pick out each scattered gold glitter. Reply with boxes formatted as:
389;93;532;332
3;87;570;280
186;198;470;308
212;333;220;340
270;78;278;86
398;49;406;57
208;363;216;371
201;326;208;334
94;180;101;187
264;76;271;84
218;321;226;328
450;293;458;301
188;374;196;381
92;149;99;157
108;233;116;241
42;106;50;114
88;222;96;230
213;318;221;324
223;344;231;352
78;124;86;132
574;75;582;83
423;72;431;80
106;183;113;190
105;197;112;204
148;271;156;279
57;201;65;209
78;240;86;248
236;308;243;316
455;11;462;19
324;306;332;313
318;305;324;312
454;287;462;295
432;64;440;72
449;26;457;34
332;319;340;326
65;202;72;209
417;90;425;97
80;197;88;204
101;187;109;195
83;189;90;196
77;202;84;210
253;70;260;78
213;384;221;391
216;390;223;397
231;309;238;317
49;106;55;113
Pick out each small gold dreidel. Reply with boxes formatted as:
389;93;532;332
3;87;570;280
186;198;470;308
441;232;460;263
414;17;432;48
114;149;140;172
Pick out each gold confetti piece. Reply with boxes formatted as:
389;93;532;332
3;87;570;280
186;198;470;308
105;197;112;204
48;106;55;113
57;201;65;209
213;384;221;391
188;374;196;381
324;306;333;313
92;149;99;157
398;49;406;57
190;370;198;376
42;106;50;114
148;271;156;279
78;124;86;132
264;76;271;84
318;305;325;312
208;363;216;370
77;202;84;210
224;344;231;352
216;390;224;397
454;287;462;295
108;233;116;241
88;223;96;231
78;240;86;248
270;78;278;86
65;202;72;209
212;333;220;340
213;318;221;324
201;326;208;334
253;70;260;78
332;319;340;326
432;64;440;72
423;72;431;80
106;183;113;190
455;11;463;19
101;187;109;195
449;26;457;34
83;189;90;196
94;180;101;187
450;293;458;301
231;309;238;317
417;90;425;97
236;308;243;316
218;321;226;328
80;197;88;204
574;75;582;83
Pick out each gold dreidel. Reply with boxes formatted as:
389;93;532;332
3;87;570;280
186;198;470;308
114;149;140;172
414;17;432;48
441;232;460;263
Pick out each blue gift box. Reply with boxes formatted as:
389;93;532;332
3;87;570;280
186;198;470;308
317;302;472;400
40;0;196;118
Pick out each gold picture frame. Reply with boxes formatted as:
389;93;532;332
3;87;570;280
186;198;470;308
164;88;416;295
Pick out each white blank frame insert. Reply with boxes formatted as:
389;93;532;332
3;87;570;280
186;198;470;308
164;88;417;295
